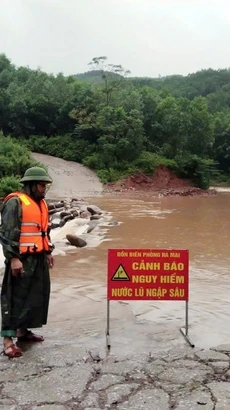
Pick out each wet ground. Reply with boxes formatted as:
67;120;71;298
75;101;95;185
1;340;230;409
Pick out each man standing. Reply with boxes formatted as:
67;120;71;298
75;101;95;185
0;167;54;358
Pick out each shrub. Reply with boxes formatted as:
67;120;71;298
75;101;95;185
0;132;40;196
0;133;35;178
134;151;177;175
0;175;21;197
175;154;215;189
28;134;94;163
97;168;123;183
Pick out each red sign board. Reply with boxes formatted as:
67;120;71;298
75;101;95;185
108;249;189;301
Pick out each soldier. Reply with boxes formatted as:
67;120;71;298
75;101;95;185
0;167;54;357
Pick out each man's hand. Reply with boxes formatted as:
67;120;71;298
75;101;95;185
47;254;54;269
11;258;24;277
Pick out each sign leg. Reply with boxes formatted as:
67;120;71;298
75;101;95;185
180;301;195;348
106;300;111;349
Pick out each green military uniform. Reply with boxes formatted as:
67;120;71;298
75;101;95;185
0;167;53;338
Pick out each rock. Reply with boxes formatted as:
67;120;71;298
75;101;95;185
61;214;74;224
68;207;80;214
80;211;91;219
60;211;72;218
87;225;96;234
50;217;61;229
47;201;64;210
49;207;65;215
72;210;79;217
45;198;111;240
71;198;80;202
66;235;87;248
87;220;100;233
51;212;63;220
87;205;102;215
108;221;119;226
51;222;60;230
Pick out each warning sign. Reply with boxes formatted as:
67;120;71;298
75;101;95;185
112;264;130;281
107;248;189;301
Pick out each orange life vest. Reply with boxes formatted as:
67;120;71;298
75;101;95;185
4;192;51;254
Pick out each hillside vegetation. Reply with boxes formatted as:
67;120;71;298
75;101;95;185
1;53;230;195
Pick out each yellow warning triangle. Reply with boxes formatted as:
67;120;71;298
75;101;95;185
112;264;130;281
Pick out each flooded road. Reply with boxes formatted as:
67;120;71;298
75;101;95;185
48;192;230;353
32;153;103;197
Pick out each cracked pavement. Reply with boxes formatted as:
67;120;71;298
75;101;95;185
0;340;230;409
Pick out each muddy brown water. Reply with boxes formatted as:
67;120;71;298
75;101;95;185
48;192;230;353
2;155;229;354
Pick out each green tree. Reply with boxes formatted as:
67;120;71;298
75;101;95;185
88;56;130;106
213;110;230;173
185;97;214;157
83;106;145;169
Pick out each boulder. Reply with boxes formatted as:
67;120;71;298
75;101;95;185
87;205;102;215
66;234;87;248
90;215;101;220
62;214;75;223
47;201;64;210
60;211;72;218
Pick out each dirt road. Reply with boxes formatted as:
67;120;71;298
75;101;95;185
32;153;103;199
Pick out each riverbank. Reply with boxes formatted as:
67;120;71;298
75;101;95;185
104;166;217;197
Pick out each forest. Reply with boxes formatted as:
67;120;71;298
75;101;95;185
0;53;230;195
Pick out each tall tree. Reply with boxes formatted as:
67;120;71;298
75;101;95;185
88;56;130;106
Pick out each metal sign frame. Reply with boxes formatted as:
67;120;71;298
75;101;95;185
106;299;194;349
106;248;194;349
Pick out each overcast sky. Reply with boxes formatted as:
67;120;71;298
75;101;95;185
1;0;230;78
